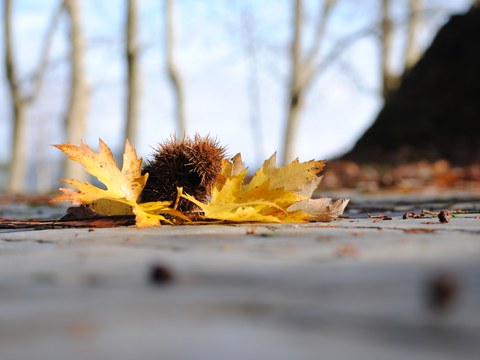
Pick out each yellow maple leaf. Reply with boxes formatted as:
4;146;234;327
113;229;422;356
244;153;325;196
52;139;186;227
182;153;330;223
182;153;349;223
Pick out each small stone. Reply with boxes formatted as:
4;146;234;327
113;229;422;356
438;210;451;223
426;273;459;313
148;263;174;286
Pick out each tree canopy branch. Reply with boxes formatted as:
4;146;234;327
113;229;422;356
26;1;65;103
303;25;377;93
303;0;337;78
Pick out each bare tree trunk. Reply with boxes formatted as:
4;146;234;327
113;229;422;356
404;0;422;71
8;105;29;193
282;93;303;165
282;0;303;165
281;0;338;165
3;0;64;193
165;0;186;137
63;0;89;181
380;0;396;100
241;4;264;165
125;0;141;148
4;0;29;193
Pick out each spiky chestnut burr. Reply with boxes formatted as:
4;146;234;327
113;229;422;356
140;134;227;213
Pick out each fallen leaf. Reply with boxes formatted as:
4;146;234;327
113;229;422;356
367;213;392;222
243;153;325;196
182;153;348;223
60;205;100;220
53;140;348;226
53;139;146;203
403;212;425;219
52;139;186;227
288;198;349;222
422;210;440;216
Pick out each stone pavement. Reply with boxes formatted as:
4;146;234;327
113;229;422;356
0;194;479;360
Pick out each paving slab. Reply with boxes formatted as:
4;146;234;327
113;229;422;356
0;199;479;360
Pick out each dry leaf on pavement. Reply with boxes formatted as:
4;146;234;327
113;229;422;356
182;153;348;223
52;139;187;227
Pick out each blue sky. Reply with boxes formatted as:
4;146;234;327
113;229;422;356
0;0;472;189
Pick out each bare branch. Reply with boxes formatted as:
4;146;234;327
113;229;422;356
305;25;378;94
336;59;377;95
291;0;302;75
26;1;65;103
303;0;338;81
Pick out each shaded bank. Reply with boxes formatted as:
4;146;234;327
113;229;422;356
342;7;480;165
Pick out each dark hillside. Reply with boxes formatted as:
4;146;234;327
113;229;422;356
343;7;480;165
